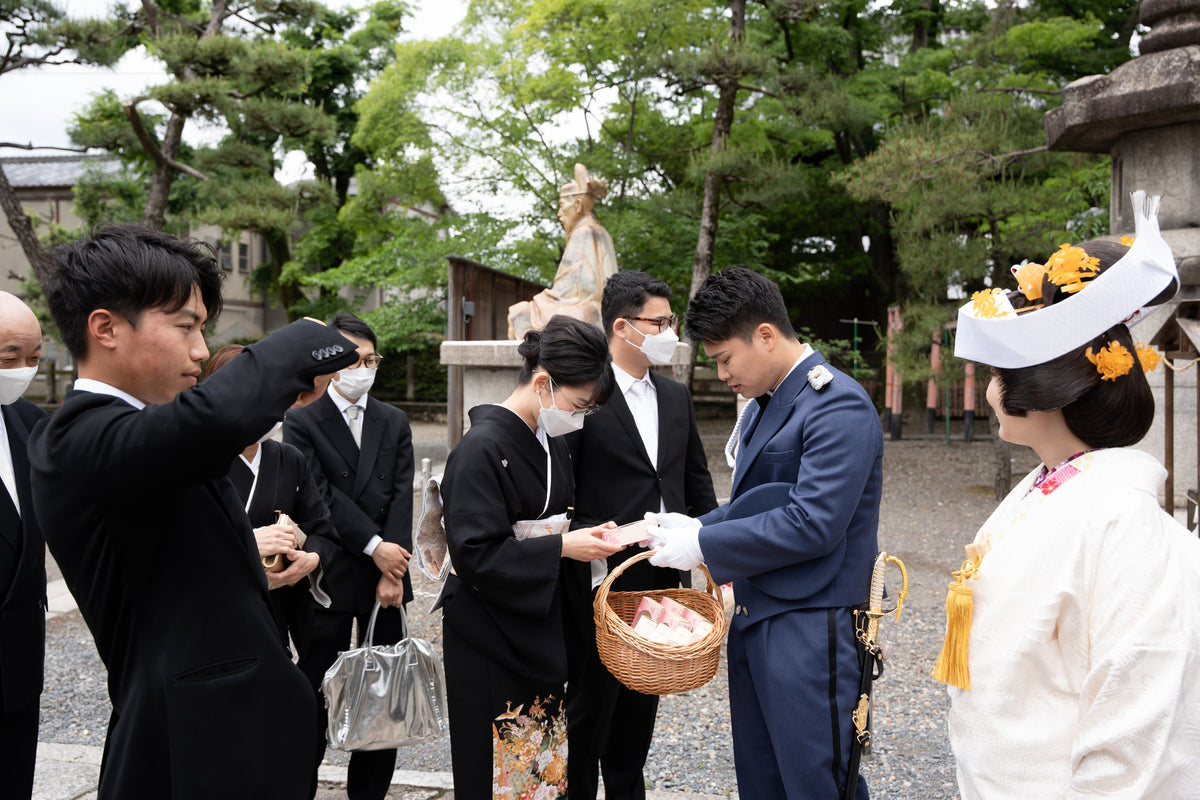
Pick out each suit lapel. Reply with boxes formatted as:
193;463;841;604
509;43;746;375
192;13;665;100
731;353;819;496
0;406;26;552
650;373;675;469
609;386;653;469
207;476;271;593
318;393;361;473
245;444;278;522
353;397;384;498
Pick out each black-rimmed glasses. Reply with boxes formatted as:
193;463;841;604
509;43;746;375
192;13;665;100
353;354;384;368
624;315;679;333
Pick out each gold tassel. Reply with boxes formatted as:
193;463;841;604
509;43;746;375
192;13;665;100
931;559;979;689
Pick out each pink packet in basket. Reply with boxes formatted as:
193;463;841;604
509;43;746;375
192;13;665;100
659;596;703;628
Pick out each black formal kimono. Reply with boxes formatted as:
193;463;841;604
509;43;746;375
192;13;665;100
440;404;584;800
28;320;357;800
228;438;340;649
0;398;48;799
564;370;717;800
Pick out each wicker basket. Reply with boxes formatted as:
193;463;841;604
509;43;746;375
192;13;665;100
593;550;728;696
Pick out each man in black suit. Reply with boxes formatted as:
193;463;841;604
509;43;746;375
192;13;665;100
0;291;48;800
27;225;359;799
283;312;414;800
566;271;718;800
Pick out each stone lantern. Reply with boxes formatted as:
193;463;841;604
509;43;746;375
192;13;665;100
1044;0;1200;518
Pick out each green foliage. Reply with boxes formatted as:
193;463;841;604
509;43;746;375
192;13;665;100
840;3;1133;375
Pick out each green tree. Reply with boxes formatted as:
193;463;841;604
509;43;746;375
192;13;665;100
69;1;410;318
840;3;1135;381
0;0;129;279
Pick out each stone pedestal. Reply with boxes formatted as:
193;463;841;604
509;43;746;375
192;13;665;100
440;339;695;443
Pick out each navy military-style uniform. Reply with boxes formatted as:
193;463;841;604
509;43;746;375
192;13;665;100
698;350;881;800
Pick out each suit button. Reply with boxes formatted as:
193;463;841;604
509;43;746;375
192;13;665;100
334;344;344;353
342;472;349;478
311;350;321;359
379;473;385;479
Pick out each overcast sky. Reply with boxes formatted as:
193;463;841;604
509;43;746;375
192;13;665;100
0;0;466;168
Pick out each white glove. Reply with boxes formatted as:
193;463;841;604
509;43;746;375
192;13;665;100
645;512;701;546
648;525;704;571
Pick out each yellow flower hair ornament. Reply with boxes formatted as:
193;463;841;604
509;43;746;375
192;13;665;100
969;287;1013;319
1045;243;1101;294
1136;343;1161;373
1119;234;1135;247
1085;341;1133;381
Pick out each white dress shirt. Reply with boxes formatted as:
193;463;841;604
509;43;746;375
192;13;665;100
612;363;659;468
0;411;16;515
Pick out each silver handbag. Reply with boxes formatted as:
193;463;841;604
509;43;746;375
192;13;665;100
322;600;448;751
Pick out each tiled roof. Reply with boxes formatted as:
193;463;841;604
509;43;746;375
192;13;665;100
0;155;123;189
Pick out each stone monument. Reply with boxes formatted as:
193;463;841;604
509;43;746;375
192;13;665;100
507;163;618;339
1044;0;1200;510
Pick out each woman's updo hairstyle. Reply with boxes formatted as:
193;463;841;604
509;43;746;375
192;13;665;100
517;315;614;407
994;238;1155;448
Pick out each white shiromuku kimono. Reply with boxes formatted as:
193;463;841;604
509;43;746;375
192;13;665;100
948;447;1200;799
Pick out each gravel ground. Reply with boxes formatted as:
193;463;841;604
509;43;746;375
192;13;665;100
38;416;1043;798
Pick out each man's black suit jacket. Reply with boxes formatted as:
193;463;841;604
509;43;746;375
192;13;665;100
28;320;357;800
0;398;48;716
568;371;718;592
284;392;414;612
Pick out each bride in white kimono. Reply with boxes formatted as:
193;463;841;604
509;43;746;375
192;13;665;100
938;192;1200;798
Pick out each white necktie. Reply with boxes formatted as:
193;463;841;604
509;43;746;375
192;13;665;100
0;444;17;516
346;404;362;448
628;379;658;468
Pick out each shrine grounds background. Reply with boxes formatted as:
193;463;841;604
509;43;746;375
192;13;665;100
38;415;1042;799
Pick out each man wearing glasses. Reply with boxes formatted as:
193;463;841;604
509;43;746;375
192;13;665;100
565;271;718;800
284;311;415;800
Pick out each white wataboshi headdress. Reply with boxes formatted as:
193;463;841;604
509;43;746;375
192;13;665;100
954;191;1178;368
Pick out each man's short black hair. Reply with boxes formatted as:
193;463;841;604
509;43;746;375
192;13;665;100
331;311;376;349
47;223;224;359
685;267;795;344
600;271;672;340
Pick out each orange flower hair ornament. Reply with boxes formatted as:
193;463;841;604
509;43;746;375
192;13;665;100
1085;341;1133;381
969;288;1012;319
1045;244;1101;294
1136;343;1161;373
1119;235;1136;247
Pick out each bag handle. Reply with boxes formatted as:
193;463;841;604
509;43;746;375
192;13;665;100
363;599;410;649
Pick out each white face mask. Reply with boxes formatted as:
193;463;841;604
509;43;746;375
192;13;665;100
0;365;37;406
627;325;679;366
535;379;587;437
334;366;376;401
255;420;283;445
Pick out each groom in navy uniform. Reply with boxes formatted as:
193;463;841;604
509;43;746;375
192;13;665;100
649;267;881;800
565;271;717;799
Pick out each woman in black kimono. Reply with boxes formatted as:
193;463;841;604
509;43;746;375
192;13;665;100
440;315;627;799
204;344;341;648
